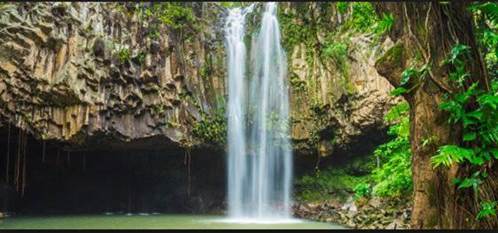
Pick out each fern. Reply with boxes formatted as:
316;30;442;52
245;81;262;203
431;145;473;168
469;2;498;24
371;103;412;197
477;201;497;221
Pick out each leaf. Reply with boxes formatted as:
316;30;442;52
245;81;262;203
476;201;497;221
466;110;483;121
431;145;473;168
474;2;498;24
463;132;477;141
478;94;498;110
490;148;498;159
452;178;462;185
400;68;417;86
390;87;408;96
469;154;485;165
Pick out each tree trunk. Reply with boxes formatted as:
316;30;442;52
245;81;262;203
373;2;490;229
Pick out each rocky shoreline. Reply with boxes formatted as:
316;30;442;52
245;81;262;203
293;196;412;229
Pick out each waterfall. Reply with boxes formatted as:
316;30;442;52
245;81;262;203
224;4;252;218
225;2;293;221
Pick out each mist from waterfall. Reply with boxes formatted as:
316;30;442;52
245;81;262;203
224;2;292;221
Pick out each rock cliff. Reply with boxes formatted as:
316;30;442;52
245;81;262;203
0;2;399;156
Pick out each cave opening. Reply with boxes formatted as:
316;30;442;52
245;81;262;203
0;124;226;216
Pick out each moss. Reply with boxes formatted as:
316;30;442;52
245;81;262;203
376;42;404;68
219;2;247;9
134;3;198;42
296;168;372;202
119;50;130;63
289;72;306;91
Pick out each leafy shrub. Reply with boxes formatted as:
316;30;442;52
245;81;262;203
374;13;394;36
336;2;348;14
344;2;378;32
431;43;498;221
477;201;497;221
296;168;371;202
118;47;131;63
371;102;413;197
192;107;227;145
323;42;348;64
469;2;498;80
353;182;371;200
136;3;196;32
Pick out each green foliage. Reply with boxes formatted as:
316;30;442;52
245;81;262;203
322;42;348;65
469;2;498;80
353;182;371;200
118;47;131;63
469;2;498;24
277;7;317;59
343;2;378;33
432;145;474;168
338;2;394;38
219;2;246;9
336;2;348;14
192;107;227;145
296;168;371;202
199;63;212;80
433;43;498;221
435;44;498;168
390;87;408;96
141;3;195;30
384;102;410;122
374;13;395;36
477;201;497;221
371;103;412;197
391;64;430;97
289;73;306;91
134;51;146;65
135;3;196;40
453;171;487;191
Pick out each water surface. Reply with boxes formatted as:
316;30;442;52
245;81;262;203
0;214;345;229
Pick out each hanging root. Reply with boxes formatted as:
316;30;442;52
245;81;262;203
184;148;192;198
67;151;71;167
56;149;60;166
41;141;46;163
5;123;11;184
21;131;27;197
15;128;22;193
82;154;86;171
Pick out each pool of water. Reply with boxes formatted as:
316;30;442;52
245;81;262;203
0;214;345;229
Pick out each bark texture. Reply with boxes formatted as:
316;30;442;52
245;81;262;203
373;2;492;229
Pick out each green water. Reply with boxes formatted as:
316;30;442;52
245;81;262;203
0;214;345;229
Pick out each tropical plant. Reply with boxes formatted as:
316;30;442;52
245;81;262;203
371;102;412;197
431;43;498;221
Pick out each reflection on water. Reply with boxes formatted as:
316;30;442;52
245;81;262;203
0;214;345;229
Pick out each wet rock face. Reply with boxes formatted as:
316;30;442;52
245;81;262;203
281;2;401;156
0;2;399;154
0;2;226;149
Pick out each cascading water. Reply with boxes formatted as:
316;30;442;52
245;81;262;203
224;4;252;219
225;2;293;221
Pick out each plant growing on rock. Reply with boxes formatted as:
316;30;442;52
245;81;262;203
192;107;227;146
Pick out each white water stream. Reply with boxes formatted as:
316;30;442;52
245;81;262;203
225;2;292;221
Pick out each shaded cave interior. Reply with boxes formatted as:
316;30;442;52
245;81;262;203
0;122;388;216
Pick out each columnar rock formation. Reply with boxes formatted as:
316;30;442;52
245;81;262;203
0;2;399;156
